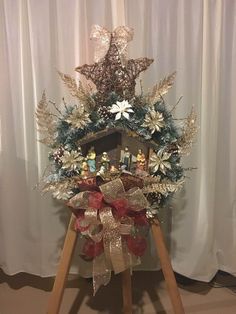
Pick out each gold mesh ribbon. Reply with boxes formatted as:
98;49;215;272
68;178;149;294
90;24;134;64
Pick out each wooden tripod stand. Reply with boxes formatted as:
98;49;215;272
47;214;185;314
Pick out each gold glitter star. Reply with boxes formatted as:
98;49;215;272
75;34;153;102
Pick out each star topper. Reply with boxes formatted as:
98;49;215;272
75;25;153;102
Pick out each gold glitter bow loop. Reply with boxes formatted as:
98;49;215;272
67;190;91;209
86;214;103;243
68;178;148;294
92;207;134;295
68;191;102;240
125;187;149;211
90;25;111;62
113;26;134;43
99;207;127;273
99;178;125;202
100;178;149;211
90;25;134;64
112;26;134;65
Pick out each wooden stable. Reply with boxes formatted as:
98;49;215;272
78;127;157;170
47;214;185;314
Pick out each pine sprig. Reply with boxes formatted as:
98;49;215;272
149;72;176;105
35;91;58;146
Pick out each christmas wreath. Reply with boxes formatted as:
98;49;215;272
36;25;197;294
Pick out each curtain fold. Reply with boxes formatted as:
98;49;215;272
0;0;235;280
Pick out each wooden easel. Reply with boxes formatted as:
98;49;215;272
47;214;185;314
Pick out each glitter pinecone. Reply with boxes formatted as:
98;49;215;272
52;147;64;165
97;106;113;120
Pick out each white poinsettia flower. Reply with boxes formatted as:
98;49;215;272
109;100;134;120
142;110;165;134
149;150;172;174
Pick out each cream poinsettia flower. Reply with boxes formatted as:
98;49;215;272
109;100;134;120
149;150;171;174
61;150;83;170
142;110;165;134
66;105;91;129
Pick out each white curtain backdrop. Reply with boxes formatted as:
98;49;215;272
1;0;236;281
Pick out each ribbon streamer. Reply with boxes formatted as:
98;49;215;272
68;178;148;294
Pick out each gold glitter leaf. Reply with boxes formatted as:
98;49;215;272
177;107;198;155
149;72;176;105
35;91;57;146
42;178;76;200
58;71;95;110
142;179;184;196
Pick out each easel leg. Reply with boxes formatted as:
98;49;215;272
151;219;185;314
122;269;132;314
47;214;78;314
